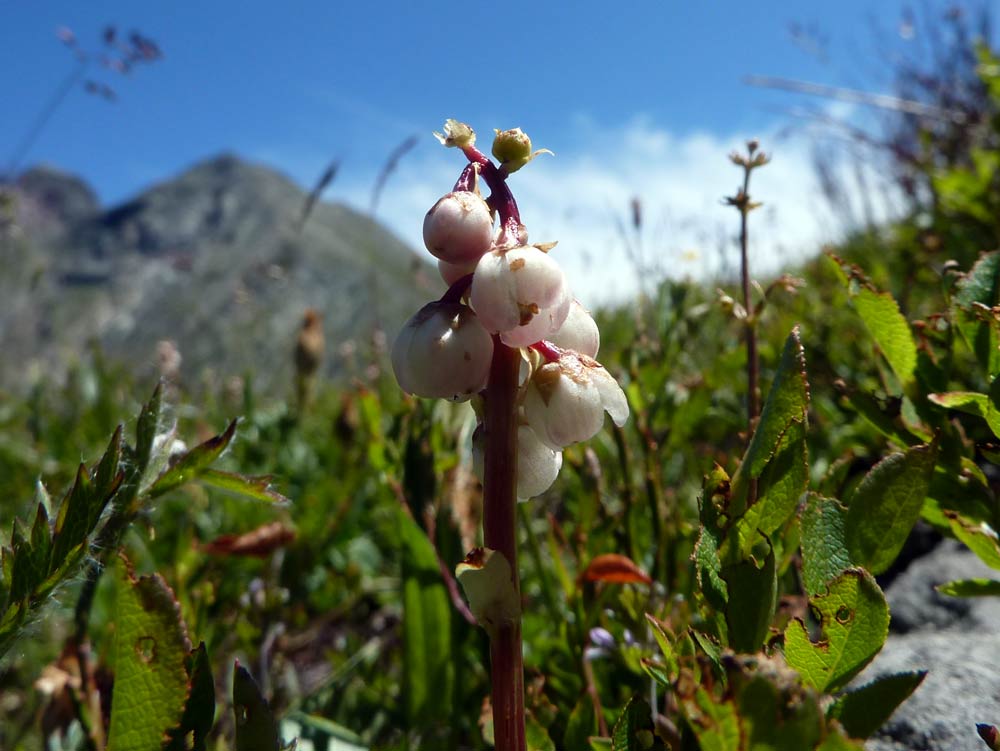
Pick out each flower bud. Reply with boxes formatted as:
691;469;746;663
492;128;552;173
470;246;569;339
547;299;600;357
523;352;629;449
391;301;493;401
423;191;494;264
473;423;563;500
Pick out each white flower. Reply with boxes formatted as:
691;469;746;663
391;301;493;401
423;191;494;265
523;351;629;449
546;299;600;357
470;245;569;340
473;422;563;501
438;258;478;286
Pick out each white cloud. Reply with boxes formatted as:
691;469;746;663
330;115;899;307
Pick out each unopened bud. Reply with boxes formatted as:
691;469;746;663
492;127;552;173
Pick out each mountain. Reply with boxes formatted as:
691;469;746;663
0;155;439;393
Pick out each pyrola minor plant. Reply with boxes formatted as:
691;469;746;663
392;120;628;751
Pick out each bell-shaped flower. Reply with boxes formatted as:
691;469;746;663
391;301;493;401
523;351;628;449
423;191;494;265
472;422;563;501
547;299;600;357
470;245;569;340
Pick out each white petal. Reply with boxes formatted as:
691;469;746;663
548;299;600;358
516;425;562;500
423;191;494;264
591;364;629;427
500;285;571;348
438;258;478;285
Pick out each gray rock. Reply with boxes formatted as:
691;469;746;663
859;542;1000;750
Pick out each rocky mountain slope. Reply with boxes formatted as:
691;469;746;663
0;156;437;393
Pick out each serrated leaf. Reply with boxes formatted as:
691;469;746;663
148;419;238;498
399;507;452;727
853;287;917;390
841;385;924;446
946;512;1000;569
844;443;938;575
695;466;730;611
936;578;1000;596
953;251;1000;377
644;614;678;678
233;662;282;751
8;521;40;605
730;329;809;531
34;540;88;601
800;494;852;597
107;557;191;751
827;670;925;739
723;540;777;653
784;568;889;692
197;469;290;504
50;463;93;569
164;642;216;751
612;696;667;751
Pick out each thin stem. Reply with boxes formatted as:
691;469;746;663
739;164;759;428
482;337;526;751
5;58;89;179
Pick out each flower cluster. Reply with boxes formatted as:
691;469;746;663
392;121;628;500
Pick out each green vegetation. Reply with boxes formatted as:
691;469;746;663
1;32;999;751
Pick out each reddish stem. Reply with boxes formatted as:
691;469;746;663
483;337;526;751
440;273;474;304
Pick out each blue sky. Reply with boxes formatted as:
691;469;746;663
2;1;991;300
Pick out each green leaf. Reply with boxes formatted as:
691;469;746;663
695;465;731;611
233;662;282;751
612;696;667;751
148;419;239;498
30;502;52;579
936;578;1000;597
784;568;889;693
840;385;925;446
730;329;809;535
827;671;926;739
589;739;613;751
284;712;366;747
135;381;164;473
814;727;868;750
197;469;290;505
844;442;938;575
930;386;1000;439
946;512;1000;569
722;540;777;653
800;494;852;597
165;642;216;751
526;712;556;751
50;464;94;570
677;688;743;751
107;558;192;751
398;506;453;727
853;287;917;390
953;251;1000;377
91;425;124;525
564;693;598;751
737;672;823;750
